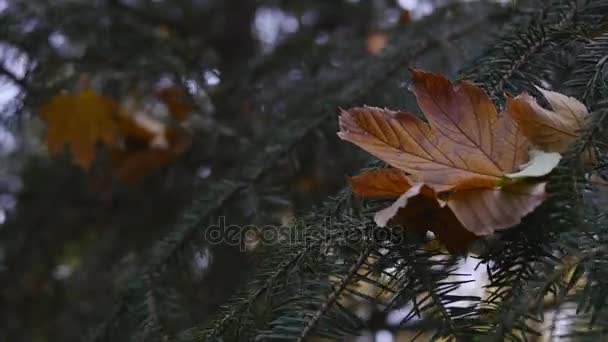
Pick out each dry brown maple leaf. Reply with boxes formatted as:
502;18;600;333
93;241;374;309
110;126;192;184
350;167;478;251
339;70;530;193
447;182;547;235
507;86;589;153
110;106;192;184
157;86;193;123
39;88;122;170
349;168;412;197
390;191;478;252
339;69;556;237
117;112;169;149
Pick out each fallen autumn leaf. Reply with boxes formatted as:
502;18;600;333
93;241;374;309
339;69;565;240
39;88;122;170
338;70;530;193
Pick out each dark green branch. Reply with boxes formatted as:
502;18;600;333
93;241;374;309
297;247;372;342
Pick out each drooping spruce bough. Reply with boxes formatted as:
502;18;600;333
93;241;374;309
90;1;608;341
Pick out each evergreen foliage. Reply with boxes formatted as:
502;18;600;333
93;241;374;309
3;0;608;341
89;1;608;341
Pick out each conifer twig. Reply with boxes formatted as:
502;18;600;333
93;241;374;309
297;247;372;342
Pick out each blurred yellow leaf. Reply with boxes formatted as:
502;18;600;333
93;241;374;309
39;89;122;170
39;87;192;183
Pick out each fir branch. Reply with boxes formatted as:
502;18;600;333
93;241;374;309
562;100;608;327
567;33;608;102
190;2;606;341
90;5;506;340
460;0;601;102
453;2;608;339
479;242;558;341
140;275;170;342
380;246;480;340
92;2;608;341
296;247;372;342
89;113;328;342
200;240;322;339
106;0;192;38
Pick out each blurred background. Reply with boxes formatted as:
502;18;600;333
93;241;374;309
0;0;518;341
